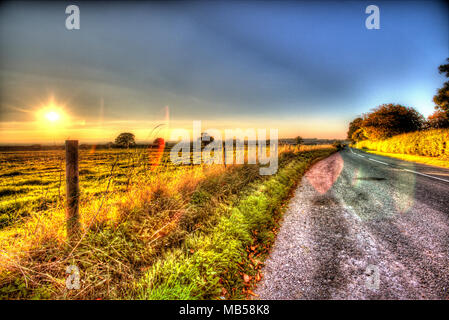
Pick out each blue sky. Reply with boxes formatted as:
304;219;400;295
0;0;448;143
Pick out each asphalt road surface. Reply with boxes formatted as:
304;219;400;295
256;148;449;299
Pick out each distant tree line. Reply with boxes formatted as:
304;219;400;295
347;58;449;142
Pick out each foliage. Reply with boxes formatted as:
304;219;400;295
361;104;424;140
332;140;345;151
355;128;449;158
351;128;368;142
114;132;136;148
295;136;303;145
427;109;449;129
347;117;364;141
348;60;449;139
433;58;449;114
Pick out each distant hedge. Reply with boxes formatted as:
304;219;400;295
355;129;449;158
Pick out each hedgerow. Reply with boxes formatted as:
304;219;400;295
355;129;449;158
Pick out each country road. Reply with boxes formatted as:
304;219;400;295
256;148;449;299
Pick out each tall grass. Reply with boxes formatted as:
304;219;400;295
355;128;449;158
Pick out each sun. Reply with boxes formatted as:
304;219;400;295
45;111;61;122
36;99;69;126
39;107;65;124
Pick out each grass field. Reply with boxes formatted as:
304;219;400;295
0;149;152;228
0;145;335;299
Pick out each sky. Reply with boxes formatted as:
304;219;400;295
0;0;448;144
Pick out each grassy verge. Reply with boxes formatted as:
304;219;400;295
133;148;335;300
361;150;449;169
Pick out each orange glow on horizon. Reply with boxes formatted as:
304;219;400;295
1;107;347;144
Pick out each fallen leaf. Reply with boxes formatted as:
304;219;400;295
243;274;251;283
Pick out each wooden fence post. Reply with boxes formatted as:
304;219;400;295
65;140;80;241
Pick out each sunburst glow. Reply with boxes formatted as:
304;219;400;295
45;111;61;122
36;98;69;128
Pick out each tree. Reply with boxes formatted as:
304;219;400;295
332;140;345;151
433;58;449;116
361;104;424;140
352;128;368;142
114;132;136;148
347;117;364;141
427;109;449;129
295;136;303;145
